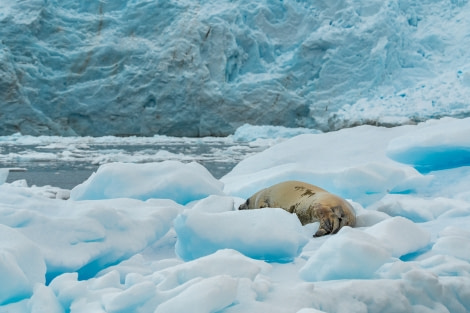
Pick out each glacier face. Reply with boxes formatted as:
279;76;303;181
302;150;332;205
1;0;469;136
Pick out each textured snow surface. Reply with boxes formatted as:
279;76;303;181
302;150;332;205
0;118;470;312
1;0;470;136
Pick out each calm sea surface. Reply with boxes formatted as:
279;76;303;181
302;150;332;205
1;138;268;189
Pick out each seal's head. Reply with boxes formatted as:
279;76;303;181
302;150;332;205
312;204;352;237
238;199;249;210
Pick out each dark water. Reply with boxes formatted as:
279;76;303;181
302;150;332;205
6;166;97;190
6;159;236;190
2;139;266;189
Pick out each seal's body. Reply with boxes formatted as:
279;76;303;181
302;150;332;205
239;181;356;237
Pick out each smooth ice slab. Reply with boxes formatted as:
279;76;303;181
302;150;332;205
174;208;308;262
300;227;393;282
70;161;224;203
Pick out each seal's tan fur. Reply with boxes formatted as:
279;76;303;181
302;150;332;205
239;181;356;237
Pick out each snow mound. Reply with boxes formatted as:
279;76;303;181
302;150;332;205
222;125;430;205
300;227;392;282
0;225;45;305
387;118;470;173
365;217;430;258
70;161;224;203
174;208;308;262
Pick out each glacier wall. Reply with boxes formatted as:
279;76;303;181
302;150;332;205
1;0;469;136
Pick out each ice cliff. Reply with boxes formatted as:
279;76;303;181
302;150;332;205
1;0;469;136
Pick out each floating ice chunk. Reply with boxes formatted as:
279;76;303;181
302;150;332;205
299;227;392;282
365;217;430;258
154;275;238;313
70;161;224;204
232;124;321;142
174;208;308;262
0;225;46;305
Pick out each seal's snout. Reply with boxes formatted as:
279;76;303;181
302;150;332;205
238;199;249;210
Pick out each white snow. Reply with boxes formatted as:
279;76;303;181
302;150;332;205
174;208;308;262
69;161;224;204
299;227;393;282
0;117;470;312
364;217;430;258
221;124;431;206
0;225;45;305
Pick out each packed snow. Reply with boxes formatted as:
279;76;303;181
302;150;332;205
2;0;470;136
70;161;224;203
175;208;308;263
0;118;470;312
